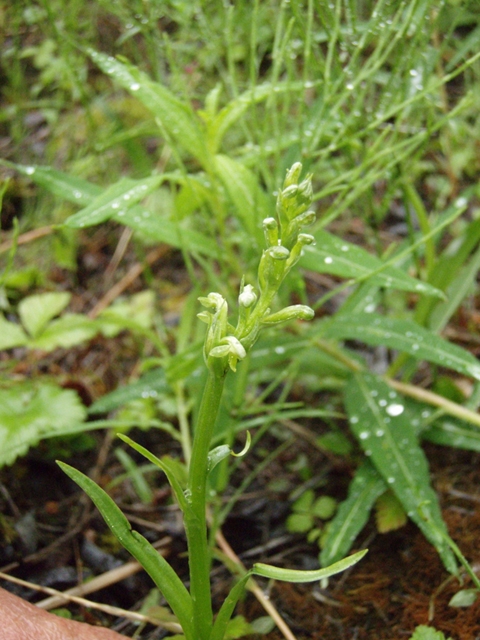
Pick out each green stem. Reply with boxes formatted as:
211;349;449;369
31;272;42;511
185;370;226;640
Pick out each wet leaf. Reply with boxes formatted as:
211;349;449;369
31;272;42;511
344;373;457;573
65;175;164;228
301;231;444;298
319;313;480;381
88;49;208;165
423;418;480;452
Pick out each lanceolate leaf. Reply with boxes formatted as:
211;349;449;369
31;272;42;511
58;461;195;640
88;49;208;165
8;163;218;257
0;161;99;205
319;313;480;381
300;230;444;298
344;373;457;573
65;175;165;228
320;460;386;567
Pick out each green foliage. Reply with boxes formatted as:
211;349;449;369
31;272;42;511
409;626;453;640
2;0;480;634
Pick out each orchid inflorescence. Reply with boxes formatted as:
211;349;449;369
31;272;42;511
198;162;316;375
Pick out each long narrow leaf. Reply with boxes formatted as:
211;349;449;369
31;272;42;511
300;230;444;298
423;418;480;452
209;573;252;640
88;49;208;165
65;175;165;228
344;373;457;573
319;313;480;381
320;460;386;566
57;462;194;639
252;549;367;582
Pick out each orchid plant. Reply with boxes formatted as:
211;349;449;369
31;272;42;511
58;164;366;640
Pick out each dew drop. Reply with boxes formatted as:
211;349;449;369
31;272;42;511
375;429;384;437
324;256;333;264
25;166;35;175
130;83;140;91
387;477;395;484
359;431;370;440
350;416;359;424
111;202;120;209
274;346;286;354
386;404;404;417
455;196;467;208
73;190;82;199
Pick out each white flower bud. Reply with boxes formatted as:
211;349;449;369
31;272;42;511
239;284;257;308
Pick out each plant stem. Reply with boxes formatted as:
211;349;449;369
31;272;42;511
185;370;226;640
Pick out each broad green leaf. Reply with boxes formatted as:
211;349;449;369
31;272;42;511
18;292;71;338
300;230;444;298
88;49;208;165
213;154;270;241
320;460;385;566
0;383;87;467
344;373;457;573
252;548;367;582
89;367;170;414
319;313;480;381
57;461;195;640
423;418;480;452
0;315;28;350
0;161;100;205
65;175;164;228
449;589;478;608
29;314;98;351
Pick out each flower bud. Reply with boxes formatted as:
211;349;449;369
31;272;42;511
239;283;257;308
263;217;279;247
261;305;315;325
283;162;303;188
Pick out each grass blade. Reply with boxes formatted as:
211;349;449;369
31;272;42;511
344;373;457;573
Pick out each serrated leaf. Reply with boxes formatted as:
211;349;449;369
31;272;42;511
57;460;194;639
30;314;98;351
300;231;444;298
320;460;385;566
65;175;164;228
375;491;407;533
18;292;71;338
409;626;451;640
0;315;28;349
253;548;367;582
319;313;480;381
344;373;457;573
0;383;87;467
88;49;207;165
